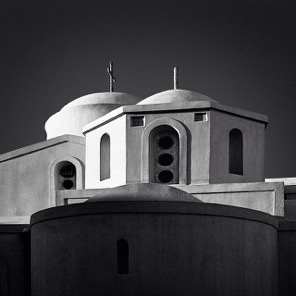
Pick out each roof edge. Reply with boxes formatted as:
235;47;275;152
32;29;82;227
83;101;268;134
0;135;85;163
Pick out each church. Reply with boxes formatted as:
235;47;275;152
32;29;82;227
0;64;295;296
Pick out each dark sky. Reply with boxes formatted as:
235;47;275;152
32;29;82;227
1;0;296;178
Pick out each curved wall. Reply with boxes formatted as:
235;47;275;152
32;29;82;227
31;202;279;296
278;221;296;296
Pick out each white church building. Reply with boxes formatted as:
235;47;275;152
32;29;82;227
0;66;295;296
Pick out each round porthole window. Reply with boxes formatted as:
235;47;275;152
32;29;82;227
158;154;174;166
62;180;74;190
158;170;174;183
158;136;174;150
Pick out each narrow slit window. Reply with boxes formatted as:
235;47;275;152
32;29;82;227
117;239;129;275
229;128;243;175
100;133;110;180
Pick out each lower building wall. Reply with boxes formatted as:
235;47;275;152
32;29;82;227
278;221;296;296
31;202;279;296
0;225;30;296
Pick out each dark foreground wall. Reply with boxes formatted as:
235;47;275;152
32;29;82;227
31;202;279;296
0;225;30;296
278;221;296;296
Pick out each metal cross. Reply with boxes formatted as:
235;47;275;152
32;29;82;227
174;67;179;90
107;61;116;92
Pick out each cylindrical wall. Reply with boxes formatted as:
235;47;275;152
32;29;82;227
0;225;30;296
278;221;296;296
31;202;279;296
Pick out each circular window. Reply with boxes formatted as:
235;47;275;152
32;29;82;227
158;170;174;183
60;164;75;178
158;154;174;166
158;136;174;150
62;180;74;190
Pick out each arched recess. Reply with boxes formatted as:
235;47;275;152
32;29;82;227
229;128;243;175
141;118;188;184
0;257;8;296
100;133;111;181
49;156;84;207
117;239;129;275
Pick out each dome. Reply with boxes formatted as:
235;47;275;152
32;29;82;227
137;89;217;105
62;92;140;109
86;183;201;203
45;92;141;139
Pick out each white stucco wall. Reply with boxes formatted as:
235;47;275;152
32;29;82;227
210;110;266;184
125;111;211;185
0;136;85;220
85;115;127;189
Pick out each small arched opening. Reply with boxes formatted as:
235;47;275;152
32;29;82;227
50;156;84;206
229;128;243;175
117;239;129;275
100;133;110;181
54;161;77;190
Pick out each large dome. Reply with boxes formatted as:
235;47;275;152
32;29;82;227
137;89;217;105
45;92;141;139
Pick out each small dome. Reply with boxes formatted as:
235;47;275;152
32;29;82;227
45;92;141;139
137;89;217;105
86;183;201;203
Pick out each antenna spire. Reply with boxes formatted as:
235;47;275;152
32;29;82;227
107;61;116;92
174;67;179;90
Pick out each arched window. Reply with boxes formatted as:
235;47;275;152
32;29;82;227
141;118;187;184
55;161;76;190
50;156;84;206
100;133;110;180
229;128;243;175
117;239;129;275
149;125;179;184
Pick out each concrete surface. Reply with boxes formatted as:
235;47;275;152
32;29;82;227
0;224;30;296
31;201;279;296
210;109;266;183
278;221;296;296
0;135;85;219
174;182;284;216
267;177;296;200
85;115;127;188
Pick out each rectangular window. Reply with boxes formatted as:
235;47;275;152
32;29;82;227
130;116;144;127
194;112;207;122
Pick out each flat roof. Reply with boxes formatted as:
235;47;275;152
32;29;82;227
0;134;85;163
83;102;268;134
